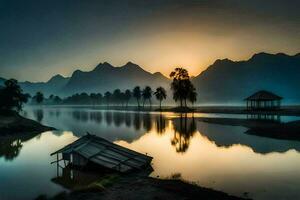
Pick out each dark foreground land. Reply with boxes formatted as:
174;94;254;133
37;171;248;200
0;111;54;134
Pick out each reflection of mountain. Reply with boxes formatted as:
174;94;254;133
171;115;197;153
0;133;39;160
197;121;300;154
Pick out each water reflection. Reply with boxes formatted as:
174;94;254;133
22;107;300;154
4;107;300;200
0;138;22;161
0;133;38;161
171;114;197;153
198;121;300;154
33;109;44;123
155;114;167;134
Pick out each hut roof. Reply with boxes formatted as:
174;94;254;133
245;90;282;101
51;134;152;173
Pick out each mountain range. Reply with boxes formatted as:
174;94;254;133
1;52;300;104
193;52;300;104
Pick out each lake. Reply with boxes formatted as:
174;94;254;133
1;106;300;200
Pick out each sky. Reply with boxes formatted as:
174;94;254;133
0;0;299;82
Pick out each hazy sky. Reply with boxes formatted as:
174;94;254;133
0;0;299;82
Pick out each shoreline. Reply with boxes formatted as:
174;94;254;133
37;171;249;200
198;117;300;141
24;105;300;116
0;111;55;135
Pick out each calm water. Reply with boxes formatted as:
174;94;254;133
1;106;300;200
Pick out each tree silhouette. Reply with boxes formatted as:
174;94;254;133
170;68;196;108
34;91;44;104
104;91;112;107
113;89;122;105
124;89;132;108
142;86;152;108
133;86;141;108
154;87;167;110
0;79;29;112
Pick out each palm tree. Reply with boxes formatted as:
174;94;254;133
104;91;112;107
124;89;132;107
113;89;121;105
154;87;167;110
170;68;195;108
142;86;152;108
133;86;141;108
170;68;189;107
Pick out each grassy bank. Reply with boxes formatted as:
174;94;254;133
36;172;249;200
0;111;55;134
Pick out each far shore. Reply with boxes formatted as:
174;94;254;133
25;104;300;116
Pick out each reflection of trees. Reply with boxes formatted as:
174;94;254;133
171;114;197;153
90;112;102;123
33;109;44;123
155;114;167;134
0;138;23;161
113;112;125;127
0;133;38;161
133;113;141;130
105;112;112;125
72;111;88;122
125;112;131;127
142;113;152;132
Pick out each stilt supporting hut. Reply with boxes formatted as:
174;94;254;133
245;90;283;111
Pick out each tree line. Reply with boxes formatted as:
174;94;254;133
0;67;197;113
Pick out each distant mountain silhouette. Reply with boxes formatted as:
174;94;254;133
193;52;300;104
1;53;300;104
19;74;70;96
61;62;170;95
0;75;69;96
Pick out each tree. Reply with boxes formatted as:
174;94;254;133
124;89;132;107
170;68;195;108
142;86;152;108
34;92;44;104
154;87;167;110
113;89;122;105
53;96;62;104
0;79;29;112
133;86;141;108
90;93;98;105
104;91;112;107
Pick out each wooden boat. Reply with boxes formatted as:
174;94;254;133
51;134;153;173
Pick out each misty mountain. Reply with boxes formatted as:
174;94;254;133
193;52;300;104
61;62;170;96
0;75;70;96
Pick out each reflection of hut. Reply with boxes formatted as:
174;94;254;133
51;134;152;173
245;90;283;111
